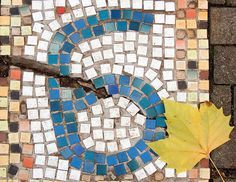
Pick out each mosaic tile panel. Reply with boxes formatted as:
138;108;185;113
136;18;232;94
0;0;210;181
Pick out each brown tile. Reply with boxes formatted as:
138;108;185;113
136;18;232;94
0;78;8;86
0;133;7;142
189;168;198;179
200;159;209;168
200;71;209;80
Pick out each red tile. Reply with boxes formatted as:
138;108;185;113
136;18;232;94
186;9;196;19
57;7;65;14
10;69;21;80
200;159;209;168
22;156;34;168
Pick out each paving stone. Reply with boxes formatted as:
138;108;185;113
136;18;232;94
234;87;236;125
227;0;236;6
214;46;236;84
210;85;231;116
209;0;225;4
210;8;236;44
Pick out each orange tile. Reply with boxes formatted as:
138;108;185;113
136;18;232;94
18;169;29;181
0;86;8;96
176;40;186;49
178;0;186;9
22;156;34;168
189;168;199;179
10;69;21;80
22;144;33;155
186;9;196;19
19;121;30;131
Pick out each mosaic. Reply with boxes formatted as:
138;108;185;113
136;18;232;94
0;0;210;181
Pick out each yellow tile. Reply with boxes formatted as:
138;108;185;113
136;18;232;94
197;29;207;39
20;132;31;143
0;45;11;55
198;0;208;9
0;155;9;166
12;0;22;5
10;80;21;90
188;82;198;91
0;87;8;96
188;92;198;102
199;40;209;49
176;20;186;29
187;20;197;29
21;26;31;35
200;168;210;179
0;144;9;154
14;36;24;46
8;133;19;143
0;120;8;131
1;0;11;5
0;110;8;120
199;60;209;70
187;50;198;60
199;11;208;21
188;39;197;49
199;80;209;90
0;97;8;107
10;153;20;163
0;26;10;36
11;16;21;26
0;167;7;178
199;50;209;59
0;16;10;25
9;101;20;112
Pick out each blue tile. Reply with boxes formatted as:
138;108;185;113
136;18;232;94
119;75;130;85
96;164;107;175
117;152;128;163
68;133;80;145
133;11;143;21
75;100;87;111
148;93;161;105
61;42;75;53
48;78;59;88
87;15;98;25
60;147;73;159
85;92;97;105
144;13;154;24
114;164;126;176
154;132;165;141
85;151;95;162
143;130;154;141
127;159;139;172
107;155;118;166
66;123;77;133
82;28;93;39
57;137;68;148
96;153;106;164
69;32;81;44
130;90;142;102
117;21;127;31
54;125;65;136
141;83;154;96
155;103;165;115
140;151;152;164
145;119;156;129
135;139;147;152
127;147;139;159
93;25;104;36
123;10;132;19
108;85;119;95
140;24;151;33
132;78;143;88
62;23;75;35
48;54;58;65
64;112;76;123
51;112;62;123
74;88;86;99
105;22;116;32
49;90;60;100
60;54;70;64
50;101;61;112
145;107;157;118
156;117;167;128
129;21;140;31
149;148;159;157
83;162;94;173
62;100;73;111
104;74;116;85
73;144;85;156
139;97;151;110
111;10;121;19
74;19;86;30
93;77;104;89
120;85;130;96
71;157;83;169
53;32;65;43
99;10;110;20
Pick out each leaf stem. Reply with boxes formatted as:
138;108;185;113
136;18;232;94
209;157;225;182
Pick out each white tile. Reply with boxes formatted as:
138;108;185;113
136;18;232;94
177;92;187;102
164;28;175;37
71;52;83;62
104;130;114;140
109;108;120;118
101;64;111;74
24;46;35;56
43;0;54;9
35;87;46;96
153;24;163;34
85;6;96;16
137;46;147;56
92;51;103;62
152;47;163;57
124;42;134;51
120;117;131;126
82;56;93;67
103;118;114;129
115;54;125;63
120;0;130;8
49;20;61;31
58;159;69;170
36;52;47;63
134;67;144;77
47;143;58;154
71;64;82;74
113;43;123;53
28;109;38;120
138;57;148;67
48;156;58;167
116;128;126;138
126;32;136;40
127;53;137;63
42;120;53;131
165;168;175;178
81;0;92;7
144;163;157;175
117;97;130;109
126;103;139;116
102;36;112;45
107;141;118;152
165;15;175;25
55;0;66;6
31;121;41;131
120;138;131;149
33;133;44;143
45;167;56;179
163;71;173;80
144;0;153;9
165;48;175;58
35;155;46;165
135;169;147;181
61;13;72;23
68;0;80;7
45;11;55;20
165;2;175;11
167;81;177;91
85;68;97;79
93;129;103;139
154;158;166;169
114;33;123;42
37;41;48;51
83;137;95;149
124;65;134;75
91;104;103;115
138;34;148;44
41;30;53;41
133;0;142;9
153;36;163;46
73;8;84;18
103;49;114;59
44;131;56;142
32;1;42;10
56;170;67;181
132;113;145;126
145;69;157;81
103;97;114;108
112;64;123;75
164;59;174;69
151;78;163;90
77;112;88;122
33;168;43;179
108;0;118;6
155;1;165;10
91;117;102;127
35;144;45;154
80;123;91;133
27;36;38;45
40;109;50;119
95;0;106;8
33;22;44;33
90;39;102;49
177;171;187;178
26;98;37;108
155;14;165;24
129;128;140;138
158;89;169;98
165;38;175;47
69;169;81;180
95;141;105;152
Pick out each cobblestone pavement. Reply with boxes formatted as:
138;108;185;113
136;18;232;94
209;0;236;175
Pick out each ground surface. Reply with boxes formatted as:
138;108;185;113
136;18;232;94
209;0;236;179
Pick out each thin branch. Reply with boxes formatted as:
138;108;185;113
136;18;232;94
0;56;108;98
210;157;226;182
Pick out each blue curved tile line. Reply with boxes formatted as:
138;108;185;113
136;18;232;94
48;74;166;175
47;9;154;75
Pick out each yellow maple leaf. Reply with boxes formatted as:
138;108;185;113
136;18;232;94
148;99;234;174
